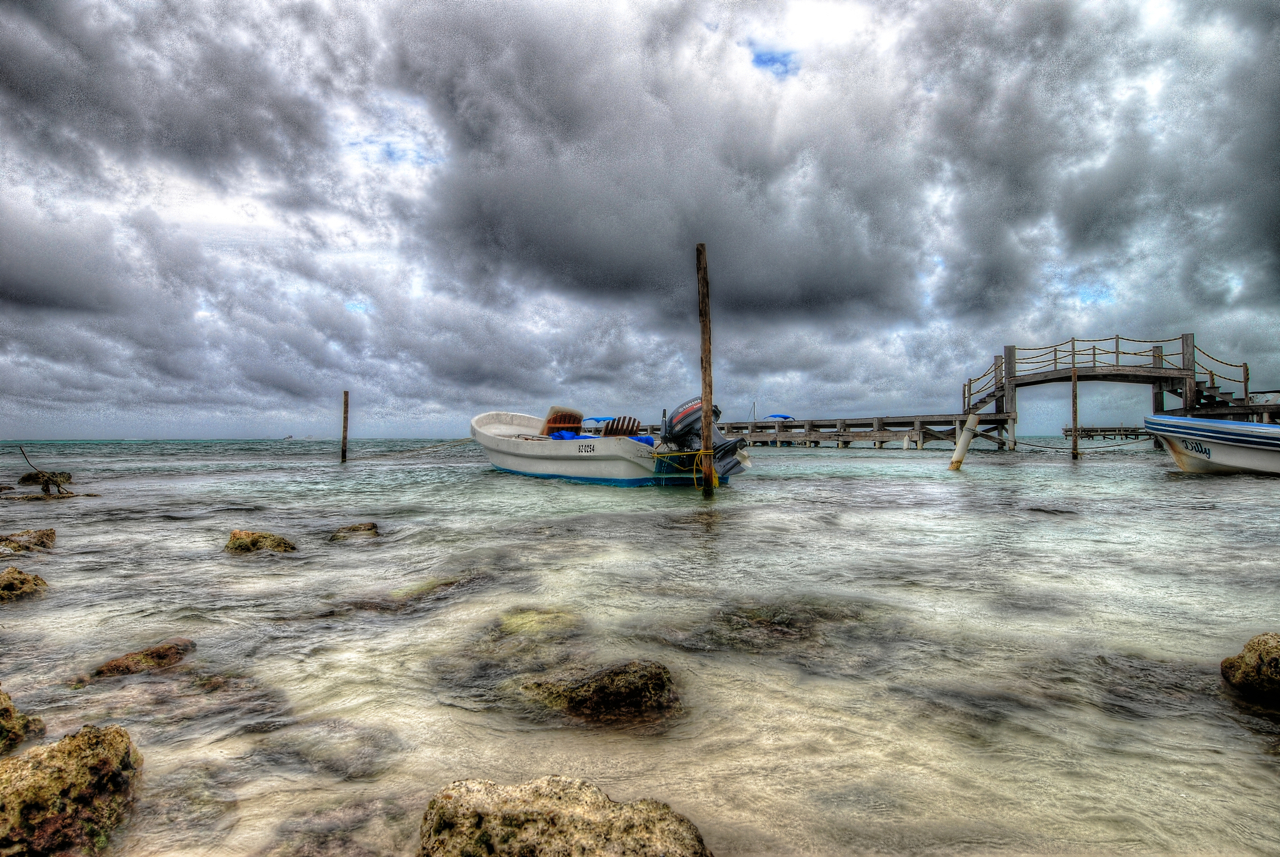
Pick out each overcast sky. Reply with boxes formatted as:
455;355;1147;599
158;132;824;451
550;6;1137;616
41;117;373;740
2;0;1277;439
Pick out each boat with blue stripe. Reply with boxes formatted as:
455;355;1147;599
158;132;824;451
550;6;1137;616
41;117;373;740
472;399;750;487
1144;414;1280;475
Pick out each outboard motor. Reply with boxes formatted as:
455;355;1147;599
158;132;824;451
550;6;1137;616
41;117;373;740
661;396;749;478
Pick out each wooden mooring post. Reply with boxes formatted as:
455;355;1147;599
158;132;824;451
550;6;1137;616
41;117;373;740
341;390;350;463
696;243;714;498
1070;369;1079;460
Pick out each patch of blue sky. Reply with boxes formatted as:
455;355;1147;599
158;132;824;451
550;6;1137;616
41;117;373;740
345;300;370;314
1073;282;1116;305
345;134;439;168
749;44;799;79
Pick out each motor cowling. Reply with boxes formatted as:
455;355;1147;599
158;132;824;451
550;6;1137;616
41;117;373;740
661;396;748;478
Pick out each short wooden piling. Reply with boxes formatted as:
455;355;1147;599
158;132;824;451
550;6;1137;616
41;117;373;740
696;244;714;498
341;391;350;463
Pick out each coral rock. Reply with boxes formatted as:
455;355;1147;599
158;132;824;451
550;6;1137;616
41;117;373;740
1221;632;1280;704
419;776;712;857
0;683;45;755
0;567;48;603
17;472;71;486
0;724;142;856
521;660;681;726
330;522;379;541
224;530;297;553
0;529;56;553
89;638;197;681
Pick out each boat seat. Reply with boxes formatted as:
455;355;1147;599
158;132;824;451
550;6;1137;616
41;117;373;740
602;416;641;437
540;406;584;436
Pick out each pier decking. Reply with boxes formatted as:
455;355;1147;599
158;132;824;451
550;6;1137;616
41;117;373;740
632;414;1016;449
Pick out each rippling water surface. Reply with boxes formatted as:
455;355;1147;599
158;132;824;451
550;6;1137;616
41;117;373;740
3;438;1279;856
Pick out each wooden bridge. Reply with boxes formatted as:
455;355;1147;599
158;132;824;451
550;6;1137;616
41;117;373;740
620;333;1277;451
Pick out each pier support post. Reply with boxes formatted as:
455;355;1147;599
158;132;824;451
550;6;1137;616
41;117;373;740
994;354;1005;414
949;413;980;470
1181;333;1196;412
341;390;349;463
1004;345;1018;450
1151;345;1164;413
696;244;714;497
873;417;883;449
1071;369;1079;460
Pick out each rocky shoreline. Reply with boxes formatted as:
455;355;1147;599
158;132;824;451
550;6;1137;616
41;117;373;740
4;506;1279;855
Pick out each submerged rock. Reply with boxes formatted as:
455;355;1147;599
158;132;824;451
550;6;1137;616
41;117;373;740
224;530;296;553
521;660;681;727
431;608;587;712
418;776;713;857
1222;633;1280;704
0;486;11;493
261;797;415;857
0;682;46;755
0;724;142;856
0;529;56;553
62;664;294;745
251;719;404;781
128;761;239;850
330;522;379;541
80;638;196;685
0;566;47;603
18;471;71;486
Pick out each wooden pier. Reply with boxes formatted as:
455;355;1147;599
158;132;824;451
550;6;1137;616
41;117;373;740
586;333;1276;453
1060;426;1151;440
630;413;1017;449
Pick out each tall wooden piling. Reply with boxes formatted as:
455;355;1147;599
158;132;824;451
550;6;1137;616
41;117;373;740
696;244;714;498
341;391;349;463
1070;369;1079;460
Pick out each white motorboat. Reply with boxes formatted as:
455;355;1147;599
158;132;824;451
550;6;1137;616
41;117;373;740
470;400;750;487
1144;414;1280;475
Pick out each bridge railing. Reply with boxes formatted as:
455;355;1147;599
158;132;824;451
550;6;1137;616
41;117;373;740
963;334;1250;412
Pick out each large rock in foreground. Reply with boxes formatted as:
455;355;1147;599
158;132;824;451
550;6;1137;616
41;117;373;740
0;724;142;856
0;529;56;553
85;638;197;683
224;530;296;553
0;683;46;755
1222;633;1280;704
521;660;682;726
0;566;48;603
419;776;712;857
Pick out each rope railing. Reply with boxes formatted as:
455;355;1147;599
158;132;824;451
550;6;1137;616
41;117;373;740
1195;346;1244;369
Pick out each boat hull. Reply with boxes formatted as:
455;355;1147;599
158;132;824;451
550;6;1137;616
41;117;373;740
471;412;658;485
1145;415;1280;475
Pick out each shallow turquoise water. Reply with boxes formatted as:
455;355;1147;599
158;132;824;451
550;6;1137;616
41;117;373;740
2;438;1278;855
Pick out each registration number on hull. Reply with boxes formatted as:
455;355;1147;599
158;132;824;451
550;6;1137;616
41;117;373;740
577;444;595;454
1181;439;1211;458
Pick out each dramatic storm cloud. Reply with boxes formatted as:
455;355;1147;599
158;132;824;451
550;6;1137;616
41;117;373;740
1;0;1277;438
